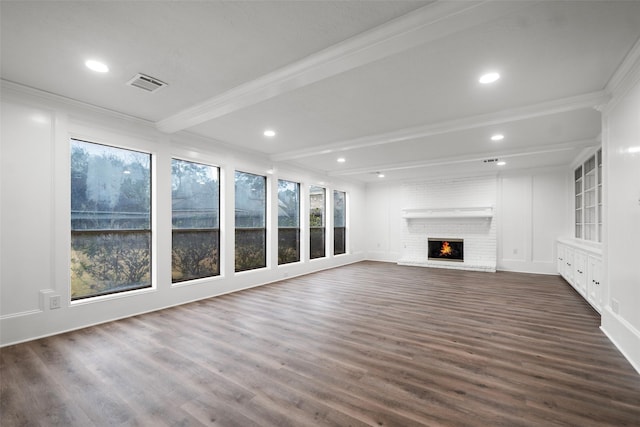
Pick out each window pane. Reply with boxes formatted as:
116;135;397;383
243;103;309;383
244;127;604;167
278;180;300;265
235;171;266;228
172;159;220;282
235;229;266;272
310;228;326;260
333;191;346;227
235;171;266;271
279;228;300;264
71;231;151;300
309;186;325;227
172;230;219;282
278;180;299;227
71;139;150;230
172;159;219;229
334;227;346;255
71;139;151;300
334;190;346;255
310;185;325;259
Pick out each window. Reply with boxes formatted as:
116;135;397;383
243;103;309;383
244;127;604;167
309;185;326;259
574;148;602;242
235;171;266;271
278;179;300;264
171;159;219;282
334;190;346;255
70;139;151;300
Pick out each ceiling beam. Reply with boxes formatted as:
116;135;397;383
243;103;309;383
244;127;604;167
156;0;535;134
327;138;599;177
271;90;610;162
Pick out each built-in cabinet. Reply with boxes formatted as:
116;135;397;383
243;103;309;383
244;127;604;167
557;239;603;313
574;149;603;242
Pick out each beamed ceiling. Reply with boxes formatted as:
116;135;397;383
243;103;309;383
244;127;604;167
2;1;640;182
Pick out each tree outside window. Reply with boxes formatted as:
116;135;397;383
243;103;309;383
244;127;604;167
172;159;219;282
278;180;300;264
235;171;267;272
309;185;326;259
334;190;346;255
70;139;151;300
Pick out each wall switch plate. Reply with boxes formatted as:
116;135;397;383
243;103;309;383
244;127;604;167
49;295;61;310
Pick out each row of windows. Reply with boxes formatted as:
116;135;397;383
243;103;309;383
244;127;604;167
70;139;347;301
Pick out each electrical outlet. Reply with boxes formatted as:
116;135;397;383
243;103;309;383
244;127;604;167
49;295;61;310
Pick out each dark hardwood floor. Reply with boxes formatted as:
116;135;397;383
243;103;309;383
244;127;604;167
2;261;640;426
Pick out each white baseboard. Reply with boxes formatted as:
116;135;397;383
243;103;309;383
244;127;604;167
601;306;640;375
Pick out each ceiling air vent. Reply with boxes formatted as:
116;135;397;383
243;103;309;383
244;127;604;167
126;73;167;93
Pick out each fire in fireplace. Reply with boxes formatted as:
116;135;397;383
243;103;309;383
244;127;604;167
428;238;464;262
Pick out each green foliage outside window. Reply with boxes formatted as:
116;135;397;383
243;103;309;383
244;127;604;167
172;159;219;282
309;186;326;259
235;171;267;271
334;190;346;255
70;139;151;300
278;179;300;264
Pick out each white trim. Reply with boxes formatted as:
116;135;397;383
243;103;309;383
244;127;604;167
605;36;640;112
1;79;155;129
274;91;609;162
329;138;598;177
0;309;42;320
557;237;603;257
601;307;640;375
156;1;533;133
398;260;496;273
402;207;493;219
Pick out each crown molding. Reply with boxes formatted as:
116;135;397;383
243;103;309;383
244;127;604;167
156;0;534;134
273;91;609;162
604;35;640;113
1;79;155;129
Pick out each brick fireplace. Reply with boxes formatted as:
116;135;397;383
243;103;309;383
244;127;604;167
397;177;497;272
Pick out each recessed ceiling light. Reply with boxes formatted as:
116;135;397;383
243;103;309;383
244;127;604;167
497;161;506;166
85;59;109;73
479;72;500;84
337;157;346;163
491;134;504;141
628;146;640;154
263;129;276;137
377;172;385;178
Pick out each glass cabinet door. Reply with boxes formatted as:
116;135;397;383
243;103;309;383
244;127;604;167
584;155;596;241
575;165;583;239
597;149;602;242
574;149;603;243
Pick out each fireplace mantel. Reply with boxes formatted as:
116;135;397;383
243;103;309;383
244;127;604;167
401;207;493;219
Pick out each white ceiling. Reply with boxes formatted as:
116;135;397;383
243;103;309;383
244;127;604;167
2;1;640;182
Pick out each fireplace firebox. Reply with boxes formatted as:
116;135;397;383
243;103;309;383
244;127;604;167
428;238;464;262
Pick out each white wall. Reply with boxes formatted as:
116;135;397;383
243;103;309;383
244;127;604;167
365;170;567;274
497;170;568;274
364;182;403;262
600;72;640;372
0;85;366;346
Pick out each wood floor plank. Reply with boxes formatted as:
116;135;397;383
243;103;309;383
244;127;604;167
2;261;640;426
